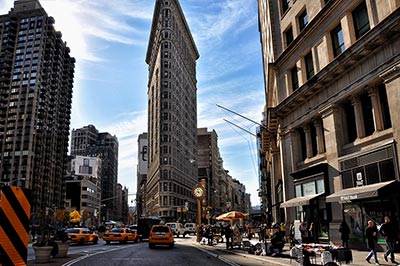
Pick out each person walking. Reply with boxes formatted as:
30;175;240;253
365;220;380;265
339;220;350;248
225;224;233;249
379;216;396;264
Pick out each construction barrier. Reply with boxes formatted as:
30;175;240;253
0;186;31;266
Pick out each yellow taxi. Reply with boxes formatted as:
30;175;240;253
103;228;139;244
148;224;174;248
65;227;99;245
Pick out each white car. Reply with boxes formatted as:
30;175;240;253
166;222;187;237
184;223;196;235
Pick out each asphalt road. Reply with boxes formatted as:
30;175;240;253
61;237;231;266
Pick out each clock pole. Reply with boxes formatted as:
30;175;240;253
196;198;201;242
193;183;205;242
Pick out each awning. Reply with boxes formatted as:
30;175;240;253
280;193;324;208
326;180;397;203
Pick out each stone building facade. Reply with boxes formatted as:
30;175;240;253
259;0;400;247
145;0;199;222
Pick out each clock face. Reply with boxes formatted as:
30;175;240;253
193;187;204;198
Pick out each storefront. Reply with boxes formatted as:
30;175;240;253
281;163;332;243
326;143;400;248
326;180;400;248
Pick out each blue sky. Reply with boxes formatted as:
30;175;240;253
0;0;265;206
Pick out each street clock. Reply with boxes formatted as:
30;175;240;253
192;184;205;199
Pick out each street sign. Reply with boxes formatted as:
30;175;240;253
0;186;31;266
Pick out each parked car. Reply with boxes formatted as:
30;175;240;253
65;228;98;245
166;222;187;237
184;223;197;235
149;224;174;248
103;228;139;244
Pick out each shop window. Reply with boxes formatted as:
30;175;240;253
365;163;379;185
342;170;354;189
353;167;365;186
316;179;325;194
352;1;370;39
285;26;294;47
298;9;308;32
331;23;345;57
360;92;374;136
378;84;392;129
380;159;395;182
295;185;302;197
304;51;314;80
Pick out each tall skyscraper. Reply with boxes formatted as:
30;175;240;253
70;125;119;221
0;0;75;214
146;0;199;222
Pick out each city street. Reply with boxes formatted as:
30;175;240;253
28;236;236;266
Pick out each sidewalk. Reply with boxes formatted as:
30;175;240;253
195;240;400;266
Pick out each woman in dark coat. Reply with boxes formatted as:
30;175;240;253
339;221;350;248
365;220;379;264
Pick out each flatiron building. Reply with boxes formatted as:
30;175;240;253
146;0;199;222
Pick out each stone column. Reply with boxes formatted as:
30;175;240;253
314;119;325;154
367;86;384;131
351;95;365;138
319;104;343;244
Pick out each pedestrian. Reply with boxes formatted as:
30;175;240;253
259;224;266;242
339;220;350;248
289;221;295;247
206;226;213;246
225;224;233;249
299;221;307;243
379;216;397;264
279;222;286;243
365;220;379;265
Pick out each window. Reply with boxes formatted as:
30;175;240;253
331;24;345;57
298;128;307;161
352;2;370;39
343;100;357;143
360;91;374;136
310;123;318;157
304;52;314;80
281;0;290;14
285;27;294;47
378;84;392;129
298;10;308;32
290;66;299;91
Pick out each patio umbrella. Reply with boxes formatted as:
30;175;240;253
216;211;248;221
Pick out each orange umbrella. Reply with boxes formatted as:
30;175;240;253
216;211;248;221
